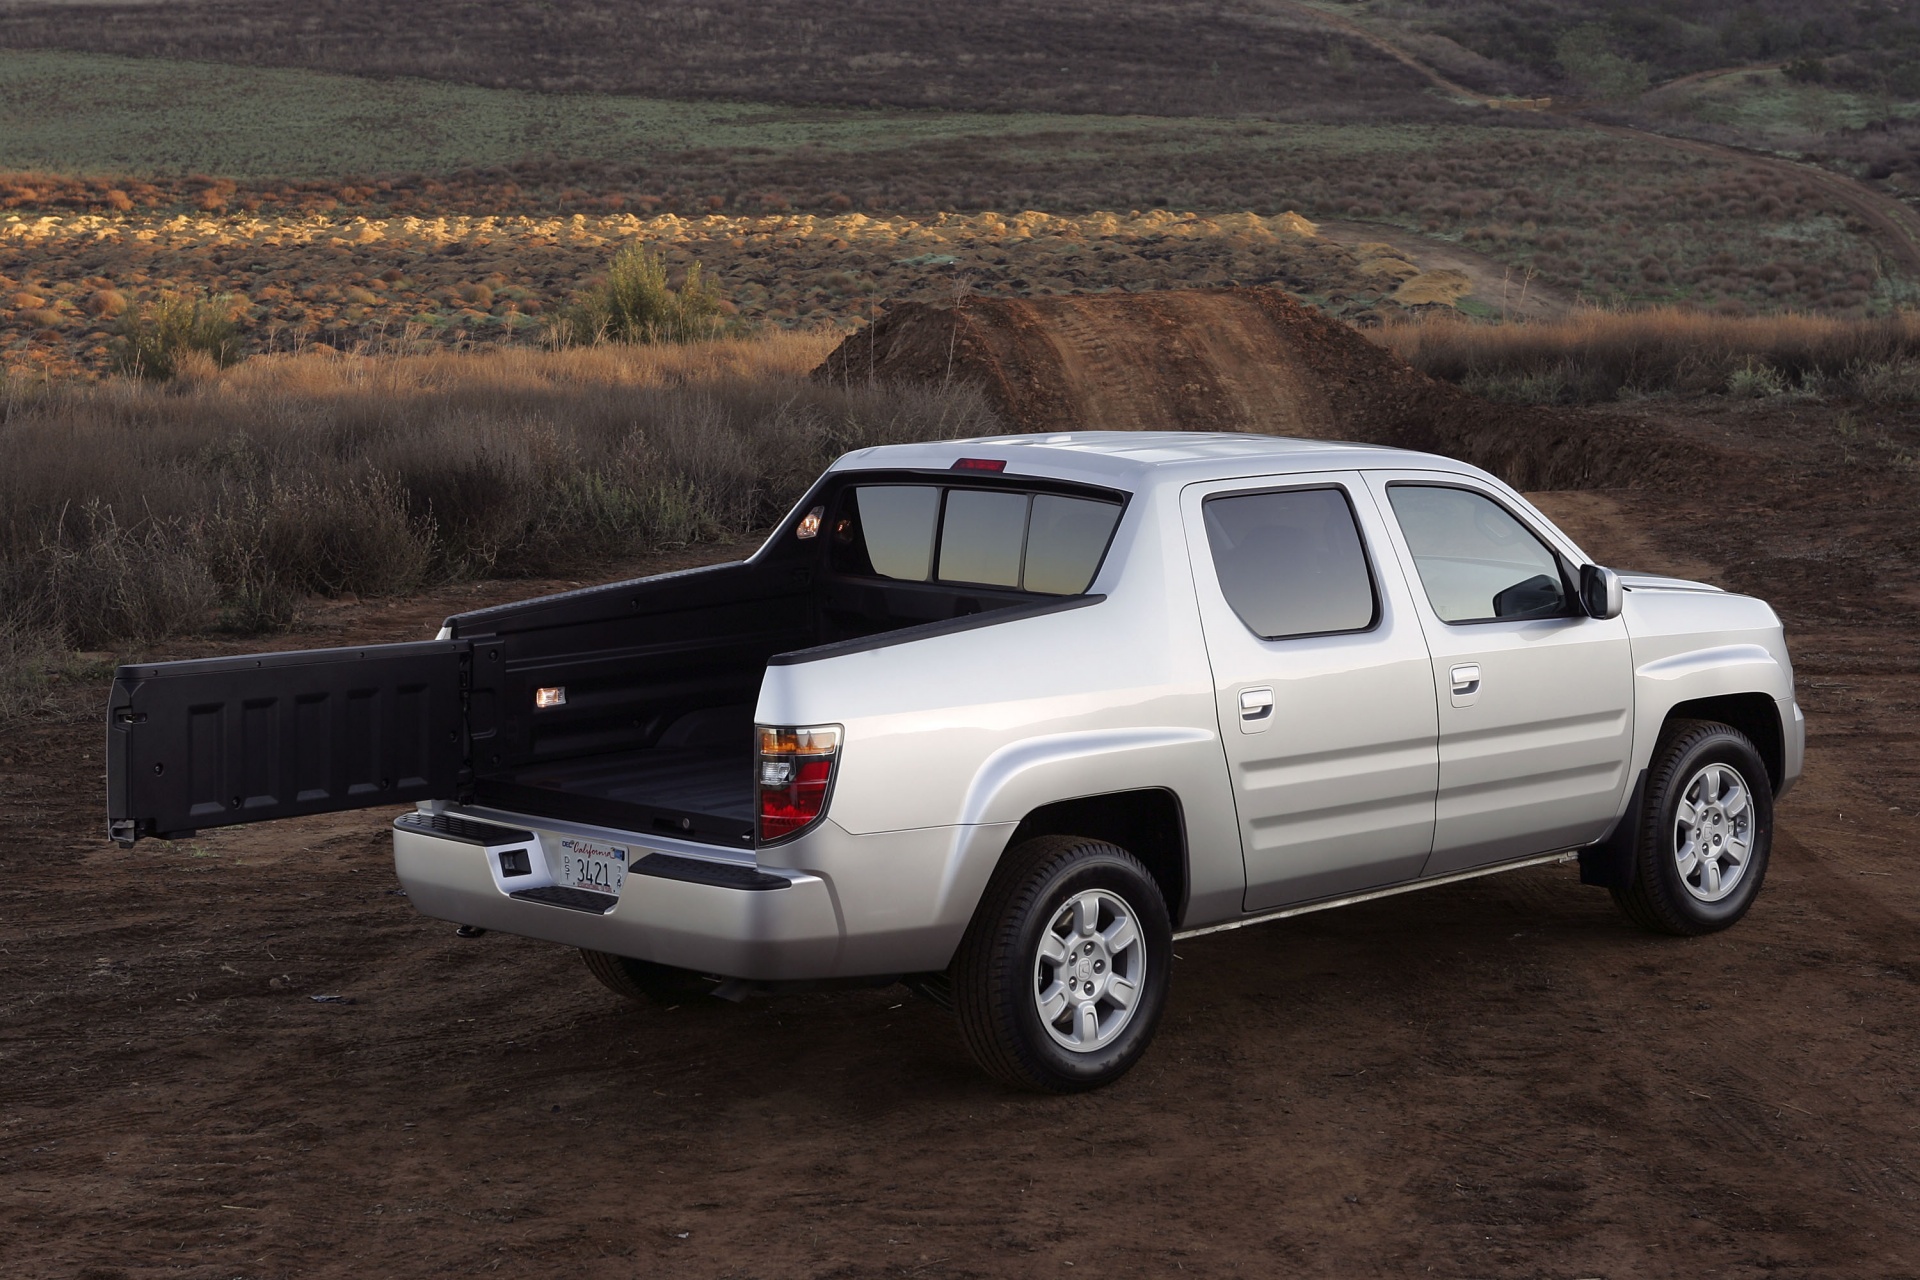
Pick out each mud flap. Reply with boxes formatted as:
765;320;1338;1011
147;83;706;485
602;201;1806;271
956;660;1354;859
1579;769;1648;891
107;640;468;844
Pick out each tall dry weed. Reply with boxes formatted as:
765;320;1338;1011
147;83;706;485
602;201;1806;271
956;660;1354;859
1375;309;1920;403
0;338;999;677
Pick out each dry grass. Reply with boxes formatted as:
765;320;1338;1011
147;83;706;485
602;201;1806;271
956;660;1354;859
0;332;993;716
1374;308;1920;402
0;207;1380;377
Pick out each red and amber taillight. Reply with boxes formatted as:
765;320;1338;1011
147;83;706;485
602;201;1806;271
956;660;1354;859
756;725;841;843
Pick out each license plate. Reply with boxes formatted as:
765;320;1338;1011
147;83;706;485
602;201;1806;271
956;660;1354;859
556;837;627;897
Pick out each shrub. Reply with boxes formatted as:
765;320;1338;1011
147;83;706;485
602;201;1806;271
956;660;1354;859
559;245;732;346
109;291;244;380
0;610;60;724
17;501;221;647
1849;358;1920;405
1555;25;1650;102
1782;57;1829;85
1725;359;1787;398
1462;368;1573;405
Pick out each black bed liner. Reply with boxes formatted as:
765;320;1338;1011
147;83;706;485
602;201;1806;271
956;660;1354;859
473;746;756;847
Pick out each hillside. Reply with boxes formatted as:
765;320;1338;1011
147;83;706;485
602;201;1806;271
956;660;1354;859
0;0;1449;118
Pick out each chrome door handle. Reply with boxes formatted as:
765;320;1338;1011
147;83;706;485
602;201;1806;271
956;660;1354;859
1450;664;1481;697
1239;687;1274;733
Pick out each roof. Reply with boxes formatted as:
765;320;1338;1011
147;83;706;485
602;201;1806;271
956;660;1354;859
831;431;1486;490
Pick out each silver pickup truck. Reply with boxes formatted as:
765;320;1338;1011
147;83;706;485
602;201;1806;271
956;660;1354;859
107;433;1802;1091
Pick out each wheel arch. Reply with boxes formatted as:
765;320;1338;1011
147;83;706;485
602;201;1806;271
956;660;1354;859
1662;692;1785;794
1005;789;1189;929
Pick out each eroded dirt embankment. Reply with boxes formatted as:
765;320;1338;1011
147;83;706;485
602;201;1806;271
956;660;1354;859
816;287;1686;491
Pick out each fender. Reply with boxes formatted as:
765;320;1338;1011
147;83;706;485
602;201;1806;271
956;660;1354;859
1629;643;1794;779
956;726;1214;826
951;725;1245;927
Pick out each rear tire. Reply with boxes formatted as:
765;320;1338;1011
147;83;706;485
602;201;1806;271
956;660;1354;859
951;835;1172;1093
580;949;721;1004
1611;719;1773;936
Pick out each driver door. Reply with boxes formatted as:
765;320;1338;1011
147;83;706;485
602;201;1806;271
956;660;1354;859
1363;474;1633;876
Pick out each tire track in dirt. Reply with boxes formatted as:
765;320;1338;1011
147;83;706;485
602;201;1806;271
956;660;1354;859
1268;0;1505;106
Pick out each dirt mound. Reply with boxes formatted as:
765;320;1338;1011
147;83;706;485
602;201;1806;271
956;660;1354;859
815;287;1682;490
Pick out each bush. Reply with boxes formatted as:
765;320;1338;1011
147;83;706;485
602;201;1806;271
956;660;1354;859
1725;359;1788;398
12;501;220;648
559;245;732;346
109;290;244;380
0;609;60;724
1555;25;1650;101
1849;358;1920;405
1782;56;1829;85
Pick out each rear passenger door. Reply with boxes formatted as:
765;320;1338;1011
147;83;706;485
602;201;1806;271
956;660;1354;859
1365;474;1633;874
1183;473;1439;912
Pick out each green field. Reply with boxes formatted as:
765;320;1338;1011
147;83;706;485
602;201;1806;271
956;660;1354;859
0;50;1180;178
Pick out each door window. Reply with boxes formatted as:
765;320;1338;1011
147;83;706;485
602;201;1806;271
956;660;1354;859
1385;485;1569;623
1202;487;1377;639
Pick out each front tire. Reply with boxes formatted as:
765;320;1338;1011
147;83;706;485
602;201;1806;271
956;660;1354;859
580;949;721;1004
1612;719;1773;936
951;835;1172;1092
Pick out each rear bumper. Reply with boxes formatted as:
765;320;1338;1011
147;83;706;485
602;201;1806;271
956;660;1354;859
392;808;1015;981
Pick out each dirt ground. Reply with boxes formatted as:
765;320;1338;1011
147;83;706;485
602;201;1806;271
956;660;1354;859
3;400;1919;1277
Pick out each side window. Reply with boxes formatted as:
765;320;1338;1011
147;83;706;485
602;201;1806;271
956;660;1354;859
1203;487;1377;640
1385;484;1570;623
832;484;1121;595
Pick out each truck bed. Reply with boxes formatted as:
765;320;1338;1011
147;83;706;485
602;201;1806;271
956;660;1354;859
473;746;756;847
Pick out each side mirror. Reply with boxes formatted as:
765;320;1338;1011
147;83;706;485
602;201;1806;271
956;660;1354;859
1580;564;1623;620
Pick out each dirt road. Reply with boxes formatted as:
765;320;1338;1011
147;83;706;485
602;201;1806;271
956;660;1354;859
3;400;1918;1277
1275;4;1920;278
1312;219;1577;322
1580;120;1920;278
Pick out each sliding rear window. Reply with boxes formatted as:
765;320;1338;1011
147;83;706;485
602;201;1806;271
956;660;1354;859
830;484;1122;595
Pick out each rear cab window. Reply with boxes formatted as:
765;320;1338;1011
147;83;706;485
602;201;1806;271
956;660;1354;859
830;481;1123;596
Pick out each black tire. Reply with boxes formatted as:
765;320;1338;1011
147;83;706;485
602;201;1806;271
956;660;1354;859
951;835;1172;1093
579;949;721;1004
1612;719;1774;936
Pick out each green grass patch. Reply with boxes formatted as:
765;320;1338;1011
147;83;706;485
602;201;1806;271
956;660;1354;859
1668;69;1920;146
0;49;1252;179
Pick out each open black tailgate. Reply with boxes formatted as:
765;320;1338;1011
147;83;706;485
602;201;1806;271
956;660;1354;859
106;640;468;844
